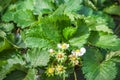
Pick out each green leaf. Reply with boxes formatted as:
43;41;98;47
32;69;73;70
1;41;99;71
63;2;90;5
0;23;14;32
7;55;25;66
106;51;120;63
84;16;113;33
25;18;62;48
69;20;90;48
0;64;17;80
40;22;61;43
69;33;89;48
0;37;11;52
0;60;7;67
4;70;26;80
78;5;93;16
63;27;77;40
33;0;54;15
51;4;65;16
25;37;52;48
90;25;113;34
2;11;14;22
0;0;12;13
104;5;120;16
0;51;25;80
82;48;117;80
14;10;35;28
64;0;83;13
0;30;6;37
16;0;34;10
54;0;64;6
23;69;37;80
0;50;16;60
83;0;97;10
25;48;50;67
95;12;115;29
88;31;120;50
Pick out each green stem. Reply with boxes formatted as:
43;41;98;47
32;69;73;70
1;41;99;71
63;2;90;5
63;74;65;80
74;71;77;80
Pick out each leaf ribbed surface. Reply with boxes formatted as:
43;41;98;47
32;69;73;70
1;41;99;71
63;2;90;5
82;48;117;80
23;69;37;80
14;10;35;28
25;48;50;67
88;31;120;50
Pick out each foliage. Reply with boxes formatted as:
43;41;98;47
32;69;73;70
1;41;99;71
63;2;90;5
0;0;120;80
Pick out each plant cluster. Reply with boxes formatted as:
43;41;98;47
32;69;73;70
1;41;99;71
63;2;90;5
0;0;120;80
46;43;85;77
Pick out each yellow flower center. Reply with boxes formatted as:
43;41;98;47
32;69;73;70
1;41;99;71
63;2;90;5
71;55;76;61
61;44;67;49
75;49;80;53
57;66;63;72
48;68;54;74
57;53;63;58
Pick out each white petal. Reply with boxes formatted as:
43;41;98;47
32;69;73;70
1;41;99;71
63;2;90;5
66;44;69;48
57;44;61;48
78;52;84;56
80;47;86;54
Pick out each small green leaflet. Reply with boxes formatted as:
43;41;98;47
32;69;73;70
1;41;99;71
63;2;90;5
0;37;11;52
64;0;83;13
2;11;14;22
25;48;50;67
104;5;120;16
88;31;120;50
84;16;113;33
33;0;54;15
63;27;77;40
25;37;52;48
106;51;120;63
23;69;37;80
69;33;89;48
3;70;26;80
0;23;14;32
14;10;35;28
16;0;34;10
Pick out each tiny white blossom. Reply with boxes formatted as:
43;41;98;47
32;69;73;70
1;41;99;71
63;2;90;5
57;43;69;49
49;49;54;53
72;47;86;57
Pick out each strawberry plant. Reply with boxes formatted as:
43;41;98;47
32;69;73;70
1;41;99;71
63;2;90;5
0;0;120;80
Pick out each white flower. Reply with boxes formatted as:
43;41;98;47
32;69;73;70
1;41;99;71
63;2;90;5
72;47;86;57
48;49;56;56
57;43;69;49
49;49;54;53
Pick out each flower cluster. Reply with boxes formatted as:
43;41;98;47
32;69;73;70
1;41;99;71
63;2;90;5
45;43;86;77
